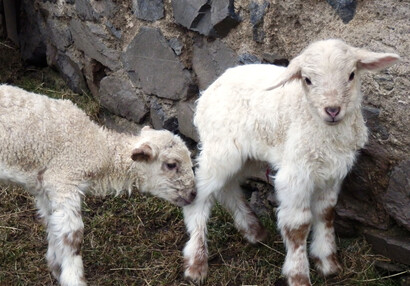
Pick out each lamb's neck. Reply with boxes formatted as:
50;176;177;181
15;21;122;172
90;130;143;196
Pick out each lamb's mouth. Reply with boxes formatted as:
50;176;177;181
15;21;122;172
324;116;342;125
173;189;197;207
174;197;192;207
324;119;341;125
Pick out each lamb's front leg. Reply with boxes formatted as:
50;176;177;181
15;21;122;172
275;169;313;286
183;193;214;281
310;184;342;277
42;184;86;286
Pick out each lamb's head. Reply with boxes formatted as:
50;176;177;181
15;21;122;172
267;39;399;125
130;126;196;207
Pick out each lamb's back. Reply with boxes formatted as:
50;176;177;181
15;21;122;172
0;85;105;172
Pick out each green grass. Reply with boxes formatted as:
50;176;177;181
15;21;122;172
0;38;407;285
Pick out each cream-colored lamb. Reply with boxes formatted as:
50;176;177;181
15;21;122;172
0;84;196;286
182;39;399;286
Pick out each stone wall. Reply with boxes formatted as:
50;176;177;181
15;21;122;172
2;0;409;265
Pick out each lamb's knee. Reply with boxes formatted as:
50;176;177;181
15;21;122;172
63;229;84;256
310;204;342;275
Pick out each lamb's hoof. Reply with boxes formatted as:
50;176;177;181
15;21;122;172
183;256;208;282
287;274;312;286
312;254;342;277
243;222;268;244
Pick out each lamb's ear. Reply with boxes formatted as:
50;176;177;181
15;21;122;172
265;55;303;91
354;48;400;71
131;143;156;162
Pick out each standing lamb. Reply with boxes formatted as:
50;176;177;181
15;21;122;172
0;84;196;286
182;39;399;285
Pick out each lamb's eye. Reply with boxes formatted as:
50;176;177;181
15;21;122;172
166;162;177;170
304;77;312;85
349;71;355;81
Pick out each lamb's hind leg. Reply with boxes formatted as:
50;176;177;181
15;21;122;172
183;145;243;281
214;178;267;244
42;183;86;286
310;184;342;277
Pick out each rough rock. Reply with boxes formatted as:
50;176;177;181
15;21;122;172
172;0;240;37
132;0;164;22
99;72;148;124
0;1;4;37
326;0;357;24
384;160;410;231
192;38;238;90
362;106;389;140
3;0;18;44
337;141;391;230
364;228;410;265
249;1;269;43
75;0;118;21
211;0;241;37
177;100;199;142
123;27;192;100
105;21;122;39
99;113;142;136
262;53;289;66
238;53;261;65
45;18;73;51
47;46;88;94
18;0;47;65
168;38;183;56
150;98;178;132
69;19;121;71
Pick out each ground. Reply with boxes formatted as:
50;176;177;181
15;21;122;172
0;39;407;285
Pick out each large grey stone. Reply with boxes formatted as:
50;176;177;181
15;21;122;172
238;53;261;65
249;1;269;43
384;160;410;231
122;27;192;100
326;0;357;24
364;228;410;266
69;19;121;71
362;106;389;140
132;0;164;22
99;72;148;123
150;98;178;132
45;18;73;51
210;0;240;37
3;0;18;45
19;0;47;65
177;100;199;142
172;0;239;37
337;141;391;230
192;38;238;90
47;46;88;94
75;0;118;21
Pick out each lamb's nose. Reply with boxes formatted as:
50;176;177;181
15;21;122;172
325;106;341;118
189;190;197;202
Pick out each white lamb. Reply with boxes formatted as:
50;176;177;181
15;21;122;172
182;39;399;285
0;84;196;286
